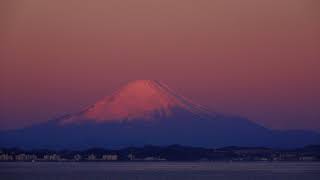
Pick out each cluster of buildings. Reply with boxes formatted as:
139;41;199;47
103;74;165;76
0;152;168;162
127;154;166;161
1;151;317;162
43;154;62;161
0;154;14;161
0;145;319;162
228;149;319;161
0;153;119;162
0;153;38;161
76;154;119;161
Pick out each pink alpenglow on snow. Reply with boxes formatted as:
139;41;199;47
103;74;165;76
61;80;213;124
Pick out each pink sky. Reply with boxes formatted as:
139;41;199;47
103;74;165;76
0;0;320;131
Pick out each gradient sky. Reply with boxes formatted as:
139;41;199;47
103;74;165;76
0;0;320;131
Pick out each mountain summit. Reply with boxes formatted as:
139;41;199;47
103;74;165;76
61;80;213;124
1;80;319;149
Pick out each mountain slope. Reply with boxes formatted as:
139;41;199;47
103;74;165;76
60;80;214;124
0;80;319;149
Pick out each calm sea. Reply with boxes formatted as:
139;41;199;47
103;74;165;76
0;162;319;180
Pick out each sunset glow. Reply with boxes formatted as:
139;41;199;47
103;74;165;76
0;0;319;131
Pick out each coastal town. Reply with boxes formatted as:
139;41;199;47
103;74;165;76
0;145;319;162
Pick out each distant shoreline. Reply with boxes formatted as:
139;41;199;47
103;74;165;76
1;144;319;162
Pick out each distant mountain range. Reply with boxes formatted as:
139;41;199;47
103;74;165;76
0;80;319;149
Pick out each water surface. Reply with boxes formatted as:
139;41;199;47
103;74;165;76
1;162;319;180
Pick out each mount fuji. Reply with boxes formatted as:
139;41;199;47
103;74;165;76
0;80;319;149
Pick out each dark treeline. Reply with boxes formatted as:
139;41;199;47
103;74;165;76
1;144;320;161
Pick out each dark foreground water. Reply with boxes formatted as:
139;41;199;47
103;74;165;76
0;162;320;180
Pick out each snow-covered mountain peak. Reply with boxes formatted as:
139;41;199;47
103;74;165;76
60;80;213;124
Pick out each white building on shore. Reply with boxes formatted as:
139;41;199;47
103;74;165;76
102;154;118;161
